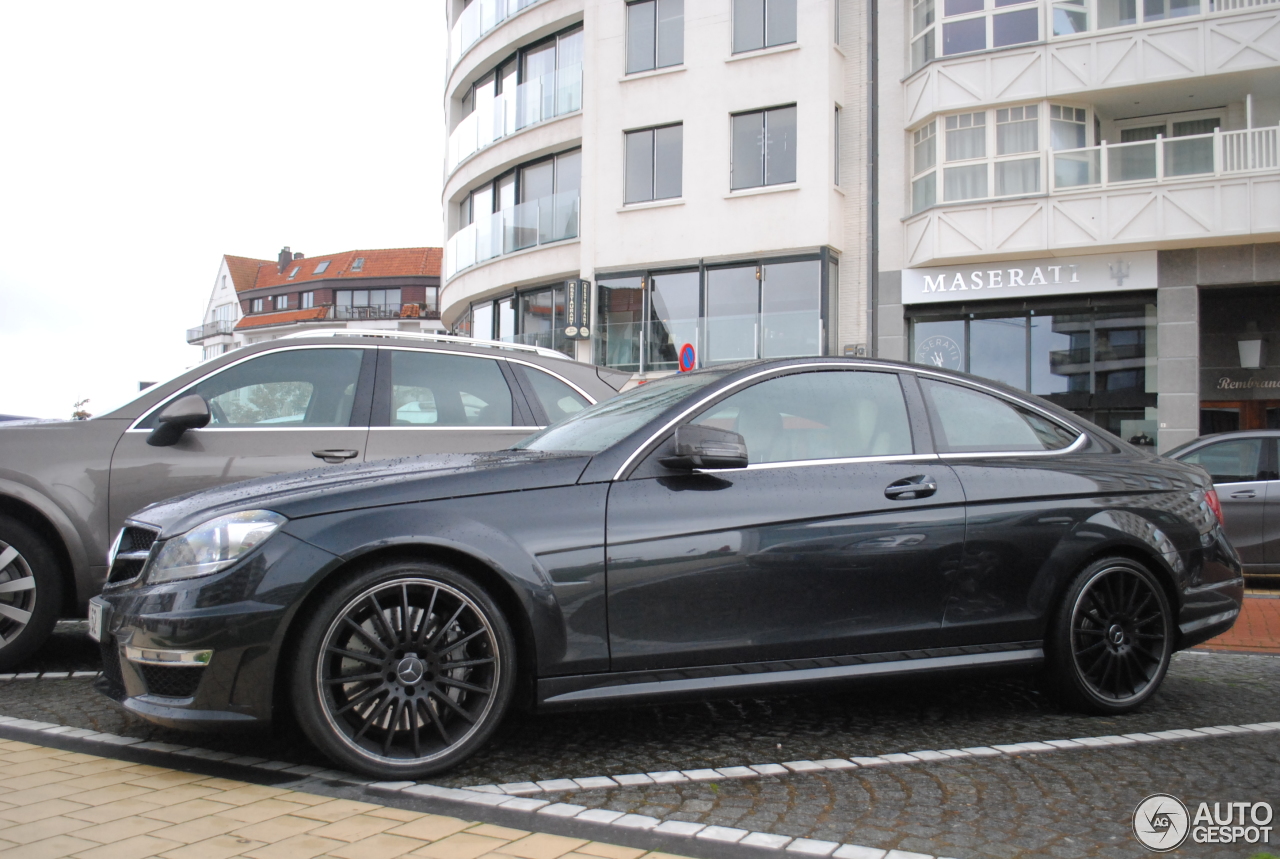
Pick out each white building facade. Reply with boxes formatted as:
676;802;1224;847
442;0;869;371
877;0;1280;451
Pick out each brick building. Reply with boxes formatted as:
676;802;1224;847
187;246;444;358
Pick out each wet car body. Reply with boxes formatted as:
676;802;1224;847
93;358;1243;747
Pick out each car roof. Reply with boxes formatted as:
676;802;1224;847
1166;429;1280;458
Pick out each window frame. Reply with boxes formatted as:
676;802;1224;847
626;0;685;74
624;122;684;204
730;103;798;191
732;0;799;54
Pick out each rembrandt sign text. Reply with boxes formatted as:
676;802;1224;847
902;251;1156;305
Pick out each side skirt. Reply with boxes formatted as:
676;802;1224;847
536;642;1044;710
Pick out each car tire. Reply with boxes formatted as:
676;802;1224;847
291;559;516;779
0;514;63;672
1048;556;1174;715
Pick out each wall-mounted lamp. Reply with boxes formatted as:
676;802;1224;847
1238;320;1267;370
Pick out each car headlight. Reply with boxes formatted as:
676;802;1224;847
147;510;286;584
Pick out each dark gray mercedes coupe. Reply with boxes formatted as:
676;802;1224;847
91;357;1244;778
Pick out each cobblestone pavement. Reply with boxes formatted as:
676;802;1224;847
3;623;1279;858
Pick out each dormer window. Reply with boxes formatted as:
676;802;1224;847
351;257;365;271
314;261;331;274
251;298;264;313
288;266;300;279
275;295;289;310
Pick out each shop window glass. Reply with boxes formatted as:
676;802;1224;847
693;371;913;464
472;302;494;340
761;260;821;358
1032;313;1090;395
390;351;513;427
969;317;1027;389
707;266;760;363
912;319;966;371
647;271;700;371
1179;439;1262;484
598;277;644;372
922;379;1078;452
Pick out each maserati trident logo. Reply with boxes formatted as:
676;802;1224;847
1134;794;1190;851
1109;260;1131;286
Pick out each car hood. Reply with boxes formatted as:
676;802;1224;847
130;450;594;537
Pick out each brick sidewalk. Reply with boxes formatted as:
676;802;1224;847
0;739;690;859
1196;595;1280;655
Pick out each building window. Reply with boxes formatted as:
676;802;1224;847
943;111;987;201
911;121;937;213
627;0;684;74
733;0;797;53
910;0;1039;72
335;289;402;319
313;261;330;274
731;105;797;190
467;284;573;357
275;295;289;311
597;257;826;373
909;300;1158;443
251;298;264;313
352;257;365;271
1098;0;1200;29
995;103;1040;195
301;291;315;309
833;105;842;186
625;124;683;204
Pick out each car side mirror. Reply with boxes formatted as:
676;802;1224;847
659;425;748;470
147;395;211;447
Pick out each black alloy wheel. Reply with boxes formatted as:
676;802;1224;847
0;515;62;672
293;561;515;778
1050;557;1173;714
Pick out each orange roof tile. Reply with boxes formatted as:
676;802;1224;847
224;255;272;292
241;247;441;292
234;307;330;330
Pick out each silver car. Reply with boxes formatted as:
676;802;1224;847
1168;430;1280;582
0;331;627;668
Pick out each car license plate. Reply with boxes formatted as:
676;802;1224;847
88;599;104;643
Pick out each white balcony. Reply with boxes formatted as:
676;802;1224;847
445;191;580;279
185;319;235;343
447;64;582;174
904;3;1280;127
903;126;1280;266
450;0;544;71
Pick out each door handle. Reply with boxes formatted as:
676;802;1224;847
313;449;359;464
885;475;938;500
1230;490;1257;499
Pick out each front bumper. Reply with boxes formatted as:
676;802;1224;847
93;532;338;730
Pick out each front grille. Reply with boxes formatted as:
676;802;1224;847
124;527;157;553
108;526;159;584
99;637;124;697
139;664;204;699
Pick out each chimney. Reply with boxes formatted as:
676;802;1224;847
293;252;305;260
277;246;292;274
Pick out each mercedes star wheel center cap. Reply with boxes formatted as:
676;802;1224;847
1109;624;1126;646
396;655;425;685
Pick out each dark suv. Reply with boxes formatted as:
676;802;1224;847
0;331;627;669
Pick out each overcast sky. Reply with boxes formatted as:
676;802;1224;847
0;2;445;419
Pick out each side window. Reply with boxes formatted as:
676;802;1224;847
524;368;590;425
1179;439;1262;484
147;349;364;428
690;371;913;465
390;351;513;427
921;379;1078;453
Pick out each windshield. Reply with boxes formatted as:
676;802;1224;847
516;370;731;454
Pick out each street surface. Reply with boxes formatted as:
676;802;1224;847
2;619;1278;858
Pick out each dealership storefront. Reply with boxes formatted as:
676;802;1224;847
880;243;1280;453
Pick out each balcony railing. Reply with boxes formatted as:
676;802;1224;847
448;64;582;173
185;319;235;343
450;0;542;70
1052;126;1278;191
446;191;579;279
